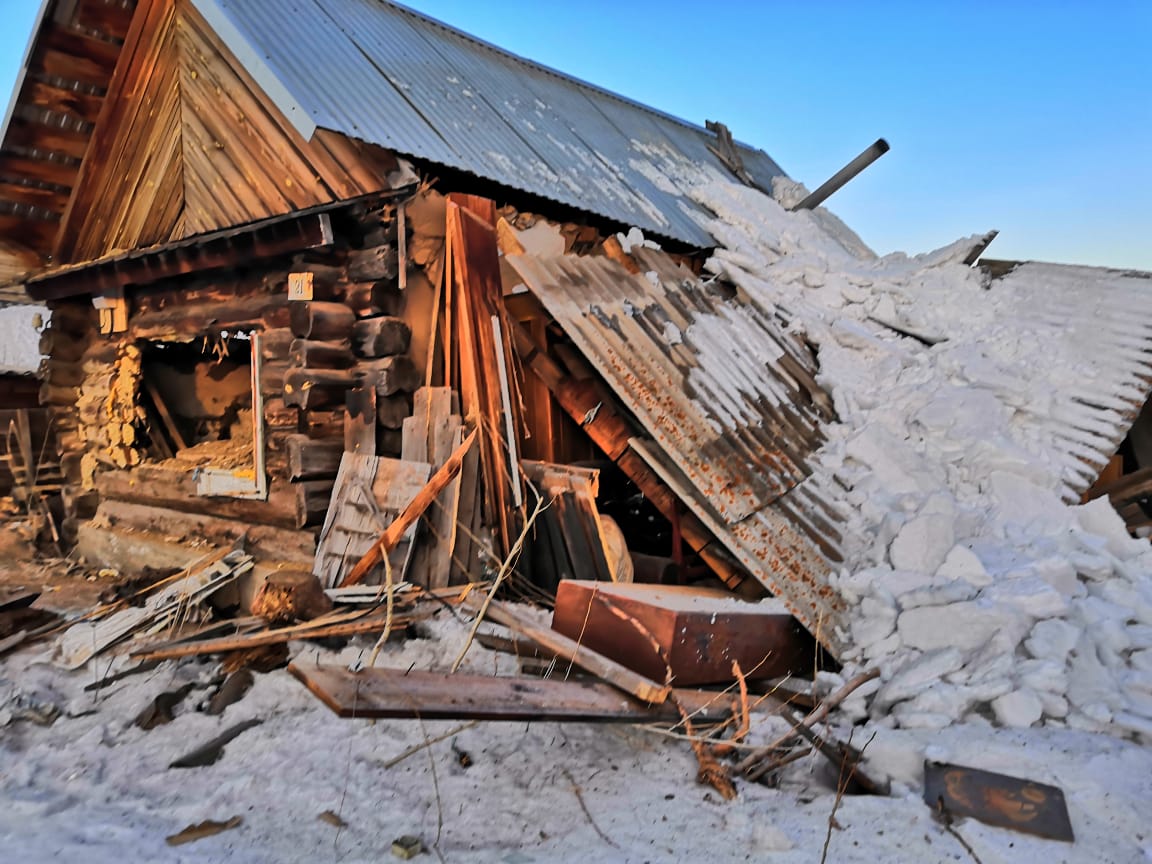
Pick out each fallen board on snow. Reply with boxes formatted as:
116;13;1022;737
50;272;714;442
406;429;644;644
923;760;1074;842
289;664;737;723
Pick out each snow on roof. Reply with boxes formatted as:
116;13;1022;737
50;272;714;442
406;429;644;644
686;179;1152;739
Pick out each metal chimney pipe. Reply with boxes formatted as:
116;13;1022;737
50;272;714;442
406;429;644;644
791;138;890;211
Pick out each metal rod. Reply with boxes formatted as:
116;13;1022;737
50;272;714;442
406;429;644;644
791;139;889;211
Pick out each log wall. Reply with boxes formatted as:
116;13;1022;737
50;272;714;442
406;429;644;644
45;197;428;536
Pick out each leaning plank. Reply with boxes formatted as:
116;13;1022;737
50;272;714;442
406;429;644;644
289;664;729;723
339;428;477;587
132;607;423;661
467;598;670;704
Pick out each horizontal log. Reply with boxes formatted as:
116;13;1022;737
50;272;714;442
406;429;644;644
263;397;298;429
96;465;299;529
377;392;411;429
39;327;87;362
39;358;85;387
289;338;355;369
302;408;346;439
39;382;79;406
286;434;343;480
283;368;358;410
289;301;355;341
131;296;291;340
346;244;398;283
341;283;376;315
260;328;295;362
260;361;289;397
360;355;420;396
352;316;411;358
295;478;335;528
48;303;95;337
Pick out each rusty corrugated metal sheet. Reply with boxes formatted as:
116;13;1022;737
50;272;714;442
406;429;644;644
508;251;852;653
195;0;787;248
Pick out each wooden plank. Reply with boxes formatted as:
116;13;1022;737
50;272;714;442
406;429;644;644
468;599;671;704
0;155;78;189
446;196;523;556
289;664;736;723
54;0;184;261
96;465;299;529
339;429;477;587
23;78;105;124
142;379;188;451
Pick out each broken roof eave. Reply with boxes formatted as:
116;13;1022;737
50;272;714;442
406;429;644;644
24;185;416;302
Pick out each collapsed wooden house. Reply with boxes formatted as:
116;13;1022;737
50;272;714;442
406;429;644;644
3;0;1150;666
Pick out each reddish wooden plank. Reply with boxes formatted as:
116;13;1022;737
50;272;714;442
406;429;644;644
552;581;813;686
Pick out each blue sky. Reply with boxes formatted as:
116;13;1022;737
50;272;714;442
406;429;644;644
1;0;1148;268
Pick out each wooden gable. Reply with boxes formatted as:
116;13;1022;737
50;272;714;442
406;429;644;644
53;0;399;266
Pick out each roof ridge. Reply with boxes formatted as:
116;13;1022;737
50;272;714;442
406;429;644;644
379;0;766;155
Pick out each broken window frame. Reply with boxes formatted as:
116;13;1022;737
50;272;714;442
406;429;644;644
190;331;268;501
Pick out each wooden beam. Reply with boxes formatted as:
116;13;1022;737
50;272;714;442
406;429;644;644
288;664;735;723
22;76;107;126
0;154;79;188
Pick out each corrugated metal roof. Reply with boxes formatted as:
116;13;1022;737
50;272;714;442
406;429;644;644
508;250;850;653
194;0;786;247
988;262;1152;498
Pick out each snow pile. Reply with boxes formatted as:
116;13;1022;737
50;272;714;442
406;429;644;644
688;180;1152;739
0;304;45;374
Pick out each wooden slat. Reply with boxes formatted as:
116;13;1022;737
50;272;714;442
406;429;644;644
403;387;462;589
4;116;91;161
313;453;432;588
0;154;79;189
0;180;71;215
40;27;123;76
74;0;137;41
22;80;105;125
289;664;734;723
339;429;477;588
54;0;184;261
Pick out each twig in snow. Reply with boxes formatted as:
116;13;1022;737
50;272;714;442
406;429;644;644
380;721;479;769
819;730;876;864
736;668;879;777
934;798;986;864
561;767;619;849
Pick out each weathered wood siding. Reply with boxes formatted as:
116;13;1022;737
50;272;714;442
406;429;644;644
56;0;185;262
55;0;398;264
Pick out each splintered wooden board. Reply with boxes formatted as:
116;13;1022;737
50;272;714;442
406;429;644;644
313;453;432;588
288;664;735;723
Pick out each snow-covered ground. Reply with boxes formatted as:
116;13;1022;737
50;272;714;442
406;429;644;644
2;615;1151;863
